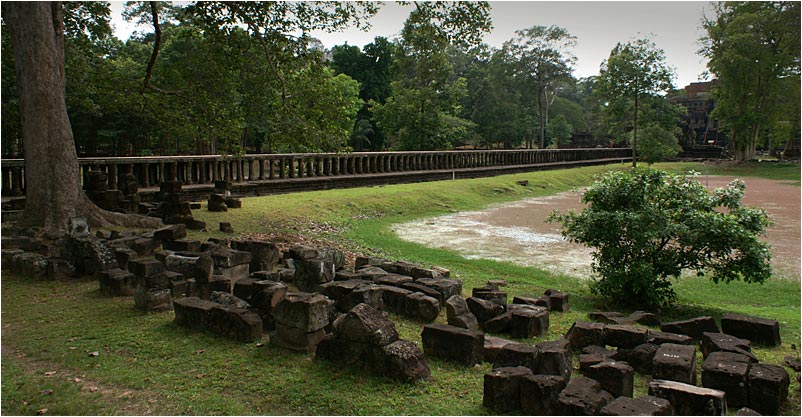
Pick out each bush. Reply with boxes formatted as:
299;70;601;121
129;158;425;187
634;123;682;163
548;168;773;309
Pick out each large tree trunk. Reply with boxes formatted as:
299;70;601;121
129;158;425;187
4;2;160;231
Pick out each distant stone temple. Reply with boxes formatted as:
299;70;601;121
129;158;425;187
669;81;728;148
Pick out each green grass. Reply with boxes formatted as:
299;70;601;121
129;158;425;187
2;161;800;415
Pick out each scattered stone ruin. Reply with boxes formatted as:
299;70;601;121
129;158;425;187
0;219;796;413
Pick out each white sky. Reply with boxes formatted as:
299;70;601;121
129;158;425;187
109;1;715;89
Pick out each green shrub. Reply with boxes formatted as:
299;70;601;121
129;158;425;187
548;168;773;309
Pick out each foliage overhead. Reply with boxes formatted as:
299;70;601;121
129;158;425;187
549;168;773;308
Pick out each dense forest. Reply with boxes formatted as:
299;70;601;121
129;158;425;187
2;1;799;160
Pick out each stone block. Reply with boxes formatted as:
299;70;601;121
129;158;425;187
215;263;250;283
231;240;281;272
210;290;250;309
320;279;372;300
379;340;431;383
317;247;345;269
466;296;505;324
661;316;719;340
97;268;136;296
566;321;606;350
599;396;672;416
400;282;442;302
482;311;512;333
207;194;227;212
373;273;414;286
286;245;319;261
509;305;549;339
295;258;335;293
133;287;172;311
334;303;398;346
653;343;697;385
648;379;726;415
748;363;789;415
337;284;384;313
535;338;573;379
224;197;241;209
415;278;462;303
355;266;390;281
544;288;569;312
615;343;659;374
558;376;614;416
483;335;514;364
232;277;259;300
734;407;761;416
471;286;507;306
153;224;187;241
128;258;165;279
580;352;614;372
520;374;566;415
168;278;187;299
208;246;252;268
274;292;331;332
721;313;781;347
163;239;202;252
404;292;440;322
702;352;751;408
702;332;757;361
354;256;386;269
483;366;532;413
159;180;182;194
131;238;161;256
422;323;484;365
209;275;232;293
493;342;539;371
589;311;632;325
377;285;412;314
207;304;262;342
174;296;214;330
445;295;479;331
512;295;551;309
605;324;648;349
274;323;326;352
647;330;694;345
629;311;661;326
585;360;635;398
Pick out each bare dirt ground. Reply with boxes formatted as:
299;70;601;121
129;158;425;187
393;176;800;280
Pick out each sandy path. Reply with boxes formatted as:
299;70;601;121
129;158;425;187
393;176;800;280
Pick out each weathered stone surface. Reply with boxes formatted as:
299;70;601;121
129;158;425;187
493;342;538;371
274;292;331;332
131;238;161;256
748;363;789;415
98;268;136;296
1;236;44;251
317;247;345;270
445;295;479;331
615;343;659;374
520;374;566;415
535;338;573;379
784;356;801;372
721;313;781;347
544;288;569;312
558;376;614;416
210;291;250;308
320;279;372;300
647;330;694;345
10;252;49;277
295;258;335;293
355;256;386;269
335;303;398;346
400;282;442;302
376;285;412;314
274;323;325;352
421;323;484;365
585;360;635;398
512;295;550;309
589;311;632;325
207;194;227;212
483;366;532;413
163;239;202;253
355;266;389;280
287;245;319;261
134;287;172;311
207;304;262;342
482;311;512;334
653;343;698;385
466;296;505;324
629;311;661;326
509;305;549;339
701;332;757;361
404;292;440;322
600;396;672;416
702;352;751;407
232;277;259;301
483;335;514;364
337;284;384;313
604;324;648;349
415;278;462;303
208;245;252;268
129;258;166;279
379;340;431;383
373;273;414;286
215;263;249;283
580;352;614;372
648;379;726;416
661;316;719;340
566;321;605;350
154;224;187;241
249;280;288;326
65;235;117;274
174;297;214;330
471;286;507;306
168;277;187;298
224;198;241;209
734;407;762;416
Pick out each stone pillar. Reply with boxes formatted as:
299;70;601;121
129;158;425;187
10;166;23;196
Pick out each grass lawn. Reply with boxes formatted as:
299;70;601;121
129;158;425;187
2;161;799;415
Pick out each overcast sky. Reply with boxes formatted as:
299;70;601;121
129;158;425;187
110;1;716;88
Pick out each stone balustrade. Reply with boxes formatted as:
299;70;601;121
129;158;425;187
1;148;632;196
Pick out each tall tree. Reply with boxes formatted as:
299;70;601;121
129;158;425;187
503;25;576;149
700;1;800;161
2;1;160;230
597;37;675;167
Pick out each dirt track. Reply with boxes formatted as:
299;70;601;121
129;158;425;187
393;176;800;280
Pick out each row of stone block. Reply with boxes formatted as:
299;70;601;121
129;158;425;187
659;314;780;346
173;296;263;342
